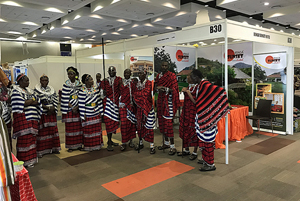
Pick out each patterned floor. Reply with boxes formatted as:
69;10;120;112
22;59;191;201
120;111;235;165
11;119;300;201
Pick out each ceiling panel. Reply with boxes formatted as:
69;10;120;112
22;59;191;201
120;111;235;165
92;0;180;21
0;21;40;33
16;0;94;10
40;27;97;39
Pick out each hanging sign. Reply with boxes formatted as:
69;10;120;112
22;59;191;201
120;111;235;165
253;52;286;70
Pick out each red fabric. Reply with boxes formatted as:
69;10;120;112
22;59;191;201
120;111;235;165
13;113;38;138
199;140;215;165
179;86;198;148
16;134;37;167
133;80;154;143
196;80;230;132
155;71;180;117
10;154;37;201
62;110;81;123
64;112;83;149
215;105;253;149
82;115;103;150
37;114;61;157
120;107;136;143
101;77;122;134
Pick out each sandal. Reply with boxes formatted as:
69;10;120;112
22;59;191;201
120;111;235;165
135;144;144;151
107;144;114;151
189;154;198;161
150;147;156;154
158;144;170;150
67;149;73;153
177;151;190;156
129;141;135;148
198;159;205;164
120;144;127;151
168;148;177;155
111;141;119;146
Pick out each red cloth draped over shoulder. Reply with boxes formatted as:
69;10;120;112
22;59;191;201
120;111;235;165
100;76;122;104
155;71;179;115
196;80;230;132
133;80;152;116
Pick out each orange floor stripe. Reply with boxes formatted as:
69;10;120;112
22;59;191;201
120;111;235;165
102;160;194;198
102;128;121;136
256;131;278;137
297;160;300;163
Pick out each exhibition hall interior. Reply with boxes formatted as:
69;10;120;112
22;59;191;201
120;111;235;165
1;0;300;200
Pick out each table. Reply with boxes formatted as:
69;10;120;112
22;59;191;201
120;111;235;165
10;154;37;201
216;105;253;149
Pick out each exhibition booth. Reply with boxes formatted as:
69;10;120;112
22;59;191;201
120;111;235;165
17;19;297;164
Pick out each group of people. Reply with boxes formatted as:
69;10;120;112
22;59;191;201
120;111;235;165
3;61;230;172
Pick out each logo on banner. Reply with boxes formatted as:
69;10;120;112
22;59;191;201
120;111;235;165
176;50;189;62
130;57;137;62
226;49;244;62
265;56;280;64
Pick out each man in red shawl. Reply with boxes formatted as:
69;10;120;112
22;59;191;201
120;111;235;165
101;66;121;151
154;61;179;155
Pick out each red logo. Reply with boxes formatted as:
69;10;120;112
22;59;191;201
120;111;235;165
130;57;135;62
176;50;183;62
265;56;274;64
227;49;235;61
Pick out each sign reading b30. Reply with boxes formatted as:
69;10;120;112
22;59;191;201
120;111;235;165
210;24;222;33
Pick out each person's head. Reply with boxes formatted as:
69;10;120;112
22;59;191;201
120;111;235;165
108;66;116;77
124;69;131;80
82;74;93;87
40;74;49;88
188;69;203;84
17;74;29;88
67;66;79;81
96;73;101;81
161;61;169;74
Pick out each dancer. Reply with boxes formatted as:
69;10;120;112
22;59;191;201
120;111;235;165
11;74;42;167
101;66;121;151
61;67;83;152
178;71;200;160
194;69;230;171
78;74;103;151
133;68;156;154
154;61;179;155
34;74;61;158
119;69;136;151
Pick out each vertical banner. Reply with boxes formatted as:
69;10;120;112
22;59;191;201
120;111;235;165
154;46;195;90
129;56;154;81
253;52;287;132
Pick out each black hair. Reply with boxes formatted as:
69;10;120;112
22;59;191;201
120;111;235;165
67;66;79;76
191;69;203;81
16;74;27;85
81;74;90;84
40;75;49;80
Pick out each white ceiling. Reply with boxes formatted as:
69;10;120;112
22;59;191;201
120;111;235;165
0;0;299;43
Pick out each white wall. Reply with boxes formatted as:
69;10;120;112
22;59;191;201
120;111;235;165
253;42;294;135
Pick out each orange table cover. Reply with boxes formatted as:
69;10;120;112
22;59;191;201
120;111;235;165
215;105;253;149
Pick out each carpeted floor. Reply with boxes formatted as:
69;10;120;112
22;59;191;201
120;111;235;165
11;119;300;201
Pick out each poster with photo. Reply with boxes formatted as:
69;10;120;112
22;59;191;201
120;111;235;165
253;52;287;131
130;56;154;81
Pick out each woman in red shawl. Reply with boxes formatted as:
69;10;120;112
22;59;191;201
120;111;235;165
154;61;179;155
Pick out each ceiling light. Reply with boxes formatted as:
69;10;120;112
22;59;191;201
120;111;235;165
286;26;289;29
50;26;55;30
41;30;46;34
270;28;274;30
199;42;204;44
111;32;120;35
292;33;295;35
131;34;138;37
153;18;163;22
80;39;84;41
264;2;269;6
214;39;217;41
233;39;241;42
215;15;222;19
165;26;173;30
256;24;260;27
261;20;265;23
88;39;95;41
111;0;120;4
269;13;284;18
140;0;150;2
205;5;208;7
162;3;176;8
0;18;7;22
276;24;279;26
8;31;22;35
144;23;153;27
249;17;253;19
92;35;96;38
64;37;72;39
280;30;284;32
45;8;63;13
219;0;238;4
93;6;103;12
176;11;187;16
211;43;216;45
16;36;26;40
132;24;139;28
62;26;73;30
106;40;112;43
223;10;226;12
242;21;249;25
117;28;124;31
218;41;225;44
202;43;207;46
22;21;38;26
117;19;127;23
86;29;96;32
74;15;81;20
1;1;22;7
101;33;107;36
62;20;69;25
32;34;36;38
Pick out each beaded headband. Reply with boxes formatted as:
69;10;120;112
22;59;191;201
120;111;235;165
17;73;25;82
